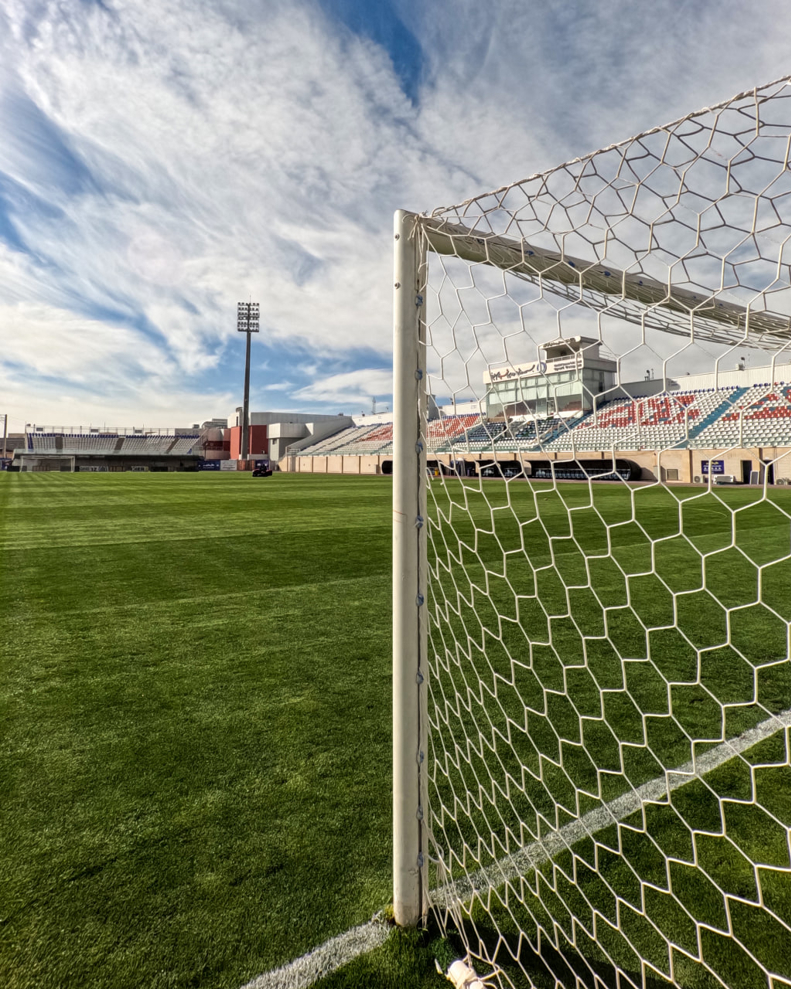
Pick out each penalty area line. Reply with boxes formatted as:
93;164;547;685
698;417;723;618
239;915;391;989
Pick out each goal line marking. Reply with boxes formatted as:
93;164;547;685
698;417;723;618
240;706;791;988
239;916;390;989
431;705;791;907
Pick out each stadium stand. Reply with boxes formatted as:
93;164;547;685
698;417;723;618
290;382;791;465
60;434;121;454
293;415;485;457
426;414;480;448
294;425;378;455
164;436;199;455
448;420;507;452
692;383;791;447
112;435;162;454
544;387;746;451
15;429;201;471
276;374;791;483
331;423;394;454
508;417;562;448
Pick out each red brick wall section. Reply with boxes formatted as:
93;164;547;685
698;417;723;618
227;425;268;459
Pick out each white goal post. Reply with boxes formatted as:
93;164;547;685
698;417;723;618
392;208;428;927
393;76;791;989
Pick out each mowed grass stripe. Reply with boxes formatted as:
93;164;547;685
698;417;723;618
2;574;380;620
1;474;390;551
2;506;390;552
1;535;391;617
1;473;395;989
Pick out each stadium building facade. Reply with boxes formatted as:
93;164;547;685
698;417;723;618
279;344;791;485
485;336;617;418
13;349;790;483
224;409;355;464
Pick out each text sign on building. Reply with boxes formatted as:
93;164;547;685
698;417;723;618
199;460;222;471
488;361;546;382
487;356;584;383
702;459;725;474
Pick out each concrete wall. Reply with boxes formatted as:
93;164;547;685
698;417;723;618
15;454;204;472
360;456;381;475
560;447;791;483
229;408;353;428
281;454;388;475
280;447;791;484
517;447;791;483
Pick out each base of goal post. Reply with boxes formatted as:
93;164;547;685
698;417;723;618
439;958;488;989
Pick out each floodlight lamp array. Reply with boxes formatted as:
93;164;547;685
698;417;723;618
237;301;260;333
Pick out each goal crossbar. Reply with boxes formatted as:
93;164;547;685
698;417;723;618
422;216;791;348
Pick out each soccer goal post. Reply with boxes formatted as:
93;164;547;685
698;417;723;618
393;76;791;988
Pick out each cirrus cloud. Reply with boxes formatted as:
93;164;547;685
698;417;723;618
1;0;790;424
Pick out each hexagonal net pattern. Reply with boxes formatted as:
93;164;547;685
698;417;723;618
415;76;791;989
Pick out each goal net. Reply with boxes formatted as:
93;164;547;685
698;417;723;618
393;76;791;989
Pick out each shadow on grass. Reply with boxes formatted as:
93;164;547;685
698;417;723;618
441;913;678;989
313;913;677;989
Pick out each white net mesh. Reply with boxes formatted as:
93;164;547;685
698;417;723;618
417;76;791;989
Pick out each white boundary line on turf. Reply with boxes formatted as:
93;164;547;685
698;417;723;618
241;706;791;989
239;916;391;989
432;705;791;907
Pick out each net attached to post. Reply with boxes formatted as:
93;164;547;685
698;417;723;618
417;76;791;989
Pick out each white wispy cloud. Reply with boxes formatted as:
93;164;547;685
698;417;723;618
1;0;790;424
1;1;427;373
0;299;232;425
293;367;394;406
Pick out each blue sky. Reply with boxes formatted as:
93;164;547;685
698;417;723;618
1;0;791;428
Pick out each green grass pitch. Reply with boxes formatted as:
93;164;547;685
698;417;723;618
0;473;400;989
1;472;789;989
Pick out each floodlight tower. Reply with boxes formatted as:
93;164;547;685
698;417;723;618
236;301;260;461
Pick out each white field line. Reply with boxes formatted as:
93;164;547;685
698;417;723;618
241;706;791;989
432;705;791;907
240;916;391;989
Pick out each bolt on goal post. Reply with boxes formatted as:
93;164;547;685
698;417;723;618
393;76;791;989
